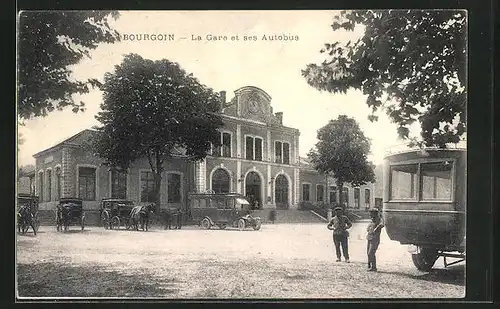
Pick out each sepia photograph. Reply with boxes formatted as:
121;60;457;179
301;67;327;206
16;10;467;299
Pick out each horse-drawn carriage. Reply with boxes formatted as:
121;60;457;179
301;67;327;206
17;193;40;235
100;198;135;230
56;198;85;231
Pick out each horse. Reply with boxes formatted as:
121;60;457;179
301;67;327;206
129;204;155;231
17;205;37;235
162;207;183;230
56;203;76;232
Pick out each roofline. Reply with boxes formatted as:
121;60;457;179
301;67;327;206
383;147;467;159
233;86;272;101
32;129;98;158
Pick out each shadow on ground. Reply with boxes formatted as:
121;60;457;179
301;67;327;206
17;262;178;297
378;264;465;286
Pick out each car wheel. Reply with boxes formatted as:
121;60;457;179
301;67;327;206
201;218;212;230
237;218;246;231
411;247;438;272
252;218;261;231
101;212;110;229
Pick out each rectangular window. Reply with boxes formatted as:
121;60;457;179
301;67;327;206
167;173;182;203
316;185;324;202
246;136;254;160
46;170;52;201
354;188;360;209
222;132;231;157
390;164;418;200
255;138;263;161
111;169;127;199
302;184;310;201
283;142;290;165
55;168;61;200
140;171;155;202
79;167;96;201
38;172;43;201
421;161;453;200
365;189;371;207
342;187;349;206
329;186;337;203
275;141;282;163
246;136;263;161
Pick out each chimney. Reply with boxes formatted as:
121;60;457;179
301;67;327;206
219;91;226;111
275;112;283;125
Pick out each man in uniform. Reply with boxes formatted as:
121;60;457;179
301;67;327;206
327;206;353;262
366;208;384;271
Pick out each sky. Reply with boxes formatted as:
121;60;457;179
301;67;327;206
17;10;417;167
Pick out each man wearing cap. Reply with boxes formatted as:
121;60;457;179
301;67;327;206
366;208;384;271
327;206;353;262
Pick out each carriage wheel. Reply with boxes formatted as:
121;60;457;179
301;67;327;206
21;223;29;234
201;218;212;230
237;218;246;231
252;218;261;231
101;211;110;229
111;217;121;230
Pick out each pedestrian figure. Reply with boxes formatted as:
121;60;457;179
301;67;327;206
366;208;384;271
327;206;352;262
268;209;277;224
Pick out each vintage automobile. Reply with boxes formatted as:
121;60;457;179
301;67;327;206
56;197;85;231
382;147;466;271
17;193;40;234
189;192;261;231
100;198;135;230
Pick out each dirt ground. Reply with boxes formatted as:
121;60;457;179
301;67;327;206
16;221;465;299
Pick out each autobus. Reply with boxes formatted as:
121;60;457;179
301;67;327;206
382;147;466;271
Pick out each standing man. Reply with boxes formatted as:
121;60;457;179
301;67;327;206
366;208;384;271
327;206;353;262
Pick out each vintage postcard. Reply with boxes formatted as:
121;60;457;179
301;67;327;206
16;10;467;299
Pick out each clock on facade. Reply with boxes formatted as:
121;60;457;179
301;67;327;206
248;99;260;114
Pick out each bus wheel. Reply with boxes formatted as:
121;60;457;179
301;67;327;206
411;247;438;272
201;218;212;230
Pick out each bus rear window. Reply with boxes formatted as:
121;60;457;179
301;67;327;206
421;161;453;200
390;164;418;200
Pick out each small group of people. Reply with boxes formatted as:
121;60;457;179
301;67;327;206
327;206;384;271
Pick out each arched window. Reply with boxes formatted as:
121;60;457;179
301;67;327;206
55;167;62;200
212;169;230;193
275;175;289;208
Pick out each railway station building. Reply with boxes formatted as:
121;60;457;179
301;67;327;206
31;86;375;223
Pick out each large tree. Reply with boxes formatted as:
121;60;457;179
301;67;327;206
18;11;120;120
302;10;466;148
308;115;375;208
93;54;224;211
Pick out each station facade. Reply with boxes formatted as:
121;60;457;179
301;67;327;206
31;86;374;221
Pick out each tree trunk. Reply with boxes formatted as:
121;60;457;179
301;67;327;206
337;180;345;211
153;172;162;213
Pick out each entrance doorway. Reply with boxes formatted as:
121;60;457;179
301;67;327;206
245;171;262;209
275;174;289;209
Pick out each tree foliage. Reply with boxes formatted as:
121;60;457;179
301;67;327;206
18;11;120;120
308;115;375;206
93;54;224;210
302;10;466;148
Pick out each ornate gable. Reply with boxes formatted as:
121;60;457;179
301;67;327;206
231;86;283;125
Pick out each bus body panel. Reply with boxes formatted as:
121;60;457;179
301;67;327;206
382;148;466;252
